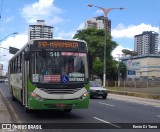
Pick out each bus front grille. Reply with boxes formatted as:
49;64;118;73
38;87;82;94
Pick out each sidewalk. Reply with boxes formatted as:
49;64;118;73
0;90;12;123
108;93;160;107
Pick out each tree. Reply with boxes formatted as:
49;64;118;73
73;28;118;80
118;61;127;80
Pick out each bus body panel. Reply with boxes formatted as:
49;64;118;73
10;73;22;102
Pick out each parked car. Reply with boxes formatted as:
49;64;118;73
0;79;5;83
90;81;108;99
5;78;8;82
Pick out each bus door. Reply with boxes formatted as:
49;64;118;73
22;52;29;108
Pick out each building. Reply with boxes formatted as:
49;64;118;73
0;64;3;76
85;16;111;34
122;54;160;81
28;20;53;40
134;31;159;55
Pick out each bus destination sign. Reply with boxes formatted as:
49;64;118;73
37;41;79;48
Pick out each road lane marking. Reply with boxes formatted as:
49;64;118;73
98;102;114;107
93;117;121;128
157;115;160;118
124;100;160;108
110;97;160;108
155;106;160;108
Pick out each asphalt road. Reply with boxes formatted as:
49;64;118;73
0;83;160;132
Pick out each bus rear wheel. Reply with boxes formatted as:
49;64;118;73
11;88;16;101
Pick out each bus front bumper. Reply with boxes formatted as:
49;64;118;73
28;96;89;110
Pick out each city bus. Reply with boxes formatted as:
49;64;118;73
8;39;89;112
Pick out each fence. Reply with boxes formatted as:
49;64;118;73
106;81;160;99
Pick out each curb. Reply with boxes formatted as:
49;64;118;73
0;90;12;123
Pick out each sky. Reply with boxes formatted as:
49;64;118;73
0;0;160;73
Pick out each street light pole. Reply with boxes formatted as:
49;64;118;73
0;32;18;76
0;55;6;58
116;54;122;87
0;47;9;50
87;4;124;87
0;32;18;42
0;32;18;52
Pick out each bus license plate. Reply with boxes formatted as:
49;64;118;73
56;104;66;108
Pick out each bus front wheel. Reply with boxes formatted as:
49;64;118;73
64;109;72;113
24;107;31;113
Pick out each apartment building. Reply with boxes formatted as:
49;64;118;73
85;16;111;34
28;20;53;40
134;31;159;55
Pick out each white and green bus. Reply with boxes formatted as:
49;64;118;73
8;39;90;112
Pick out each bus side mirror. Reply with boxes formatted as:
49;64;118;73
24;51;31;61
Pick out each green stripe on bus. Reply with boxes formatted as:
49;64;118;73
85;83;90;91
28;80;36;92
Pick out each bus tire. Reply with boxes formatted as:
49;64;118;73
64;109;72;113
11;87;16;101
24;107;31;113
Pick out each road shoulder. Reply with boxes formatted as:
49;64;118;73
0;89;12;123
108;93;160;107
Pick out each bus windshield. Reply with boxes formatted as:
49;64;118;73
30;51;88;83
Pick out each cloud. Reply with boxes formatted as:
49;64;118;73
47;16;63;25
0;34;28;73
77;22;85;30
55;22;86;39
111;45;132;60
1;34;28;49
95;9;103;15
54;36;62;39
112;23;159;38
21;0;63;24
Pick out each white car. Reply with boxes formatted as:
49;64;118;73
5;78;8;82
90;81;108;99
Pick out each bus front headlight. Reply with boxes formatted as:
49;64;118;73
31;92;43;101
79;92;89;100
